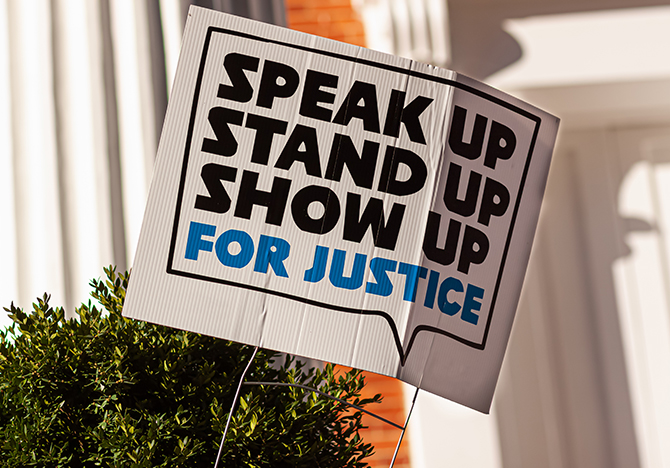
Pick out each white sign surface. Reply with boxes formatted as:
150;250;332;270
124;6;559;413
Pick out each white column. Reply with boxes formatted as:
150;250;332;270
613;132;670;468
0;0;18;326
159;0;183;94
109;0;157;264
6;0;65;309
51;0;114;311
404;385;502;467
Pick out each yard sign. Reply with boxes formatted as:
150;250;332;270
123;6;559;413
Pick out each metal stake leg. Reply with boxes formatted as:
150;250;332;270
389;386;420;468
213;346;259;468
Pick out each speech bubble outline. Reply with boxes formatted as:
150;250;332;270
165;26;543;362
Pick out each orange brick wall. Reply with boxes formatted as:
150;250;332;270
357;372;412;468
285;2;410;466
334;367;412;468
285;0;366;47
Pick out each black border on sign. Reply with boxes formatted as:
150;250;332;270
166;26;542;364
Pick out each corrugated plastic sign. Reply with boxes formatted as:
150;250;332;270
123;6;559;413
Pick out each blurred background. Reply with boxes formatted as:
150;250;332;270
1;0;670;467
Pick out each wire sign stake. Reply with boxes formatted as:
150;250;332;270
213;347;420;468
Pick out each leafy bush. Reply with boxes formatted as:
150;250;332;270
0;267;380;467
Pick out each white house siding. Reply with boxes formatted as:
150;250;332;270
0;0;284;325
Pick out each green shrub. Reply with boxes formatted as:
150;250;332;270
0;267;380;467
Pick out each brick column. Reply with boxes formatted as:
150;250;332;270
286;0;366;47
